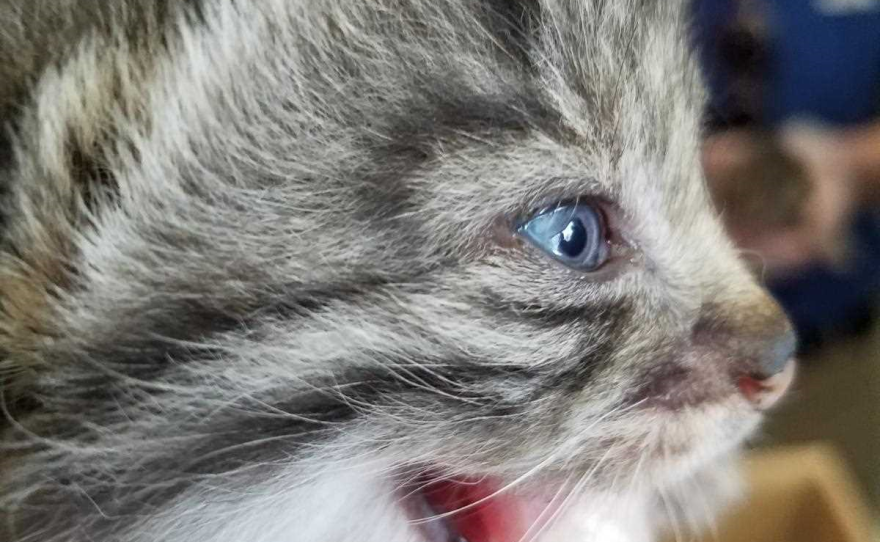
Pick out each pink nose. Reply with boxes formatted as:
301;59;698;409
737;358;796;410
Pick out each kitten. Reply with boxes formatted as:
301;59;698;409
0;1;796;541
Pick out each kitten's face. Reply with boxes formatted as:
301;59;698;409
0;1;795;541
295;0;796;523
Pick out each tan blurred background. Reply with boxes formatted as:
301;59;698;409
759;318;879;514
690;0;880;538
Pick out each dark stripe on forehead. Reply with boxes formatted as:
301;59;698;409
479;0;543;67
349;86;568;225
362;85;562;171
343;1;562;222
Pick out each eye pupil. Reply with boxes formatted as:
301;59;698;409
554;220;587;258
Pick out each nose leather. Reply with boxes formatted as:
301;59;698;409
757;329;796;377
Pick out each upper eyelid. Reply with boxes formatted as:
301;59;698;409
515;200;590;234
509;178;618;218
516;194;610;226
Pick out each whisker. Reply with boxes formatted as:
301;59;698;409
515;473;574;542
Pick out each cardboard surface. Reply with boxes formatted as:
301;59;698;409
669;444;878;542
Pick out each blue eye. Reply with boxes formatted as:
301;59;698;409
517;202;609;271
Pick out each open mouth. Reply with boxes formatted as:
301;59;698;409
403;474;560;542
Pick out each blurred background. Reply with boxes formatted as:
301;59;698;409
687;0;879;540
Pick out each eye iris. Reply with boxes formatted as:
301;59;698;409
553;220;587;258
517;202;609;271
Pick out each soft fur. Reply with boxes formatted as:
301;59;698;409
0;1;792;541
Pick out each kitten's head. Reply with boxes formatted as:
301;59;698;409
0;0;795;541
